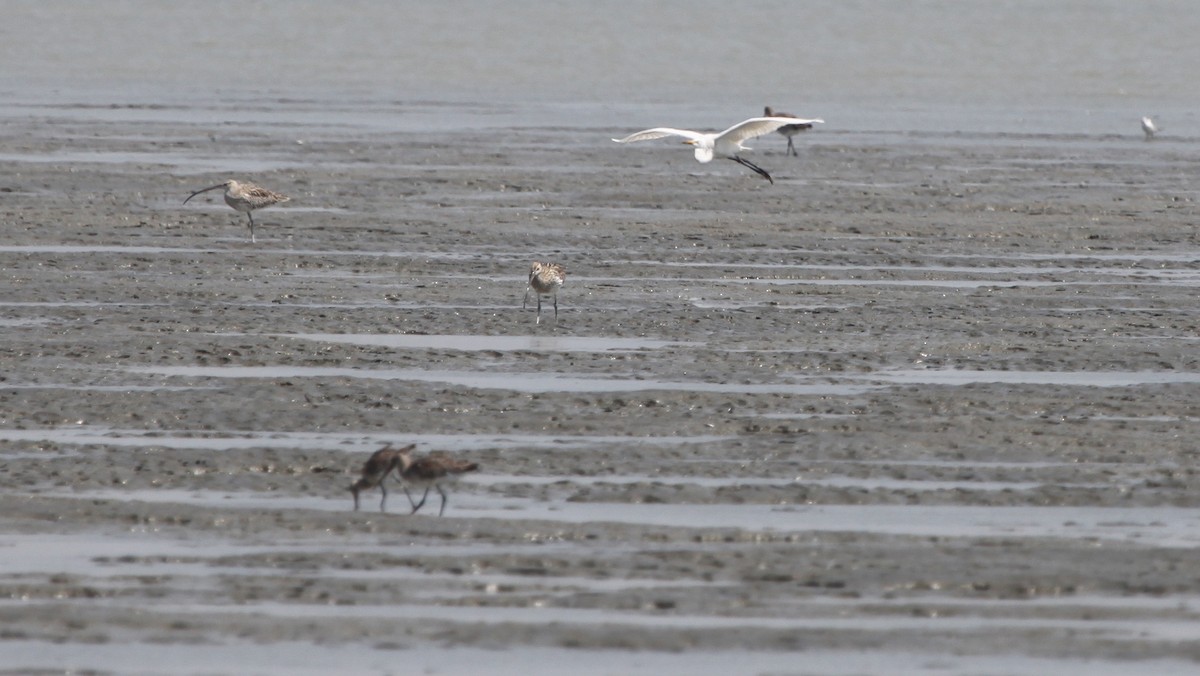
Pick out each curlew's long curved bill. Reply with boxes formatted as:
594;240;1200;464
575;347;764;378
183;183;228;204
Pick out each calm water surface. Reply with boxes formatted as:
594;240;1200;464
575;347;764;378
2;1;1198;134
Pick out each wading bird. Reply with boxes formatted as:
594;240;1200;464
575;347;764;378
524;261;566;324
1141;116;1159;140
397;447;479;516
613;115;823;184
349;443;415;513
764;106;816;156
183;179;289;243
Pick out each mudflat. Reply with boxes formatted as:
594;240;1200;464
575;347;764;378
3;107;1200;674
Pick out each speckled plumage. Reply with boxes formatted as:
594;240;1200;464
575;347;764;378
184;179;289;242
523;261;566;323
397;448;479;516
349;443;415;512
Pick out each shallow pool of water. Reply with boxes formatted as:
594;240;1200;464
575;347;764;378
8;641;1194;676
126;365;878;395
467;473;1071;493
39;488;1200;548
0;426;732;452
264;332;700;352
860;369;1200;387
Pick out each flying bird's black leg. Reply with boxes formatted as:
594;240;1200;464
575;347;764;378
787;137;797;156
730;156;774;184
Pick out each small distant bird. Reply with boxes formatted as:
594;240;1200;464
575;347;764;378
524;261;566;324
1141;116;1159;140
183;179;289;243
613;115;823;184
764;106;816;156
396;447;479;516
349;443;414;513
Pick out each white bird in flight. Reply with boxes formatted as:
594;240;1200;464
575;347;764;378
1141;116;1159;140
613;116;824;184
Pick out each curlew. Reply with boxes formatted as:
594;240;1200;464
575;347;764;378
764;106;816;156
349;443;415;513
523;261;566;324
397;447;479;516
183;179;289;242
613;115;823;184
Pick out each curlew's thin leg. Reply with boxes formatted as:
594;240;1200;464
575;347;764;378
406;486;431;514
536;295;543;325
552;293;558;319
436;484;449;516
730;156;773;184
246;212;256;243
379;480;388;513
352;488;361;512
787;137;797;157
523;289;530;310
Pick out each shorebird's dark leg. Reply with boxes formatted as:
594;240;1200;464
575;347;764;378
536;295;543;324
407;486;431;514
552;293;558;319
436;484;449;516
787;137;797;156
352;487;361;512
729;156;774;184
246;212;256;243
378;480;388;513
523;289;530;310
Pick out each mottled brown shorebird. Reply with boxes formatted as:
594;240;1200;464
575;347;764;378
523;261;566;324
183;179;289;243
764;106;815;156
349;443;415;512
397;447;479;516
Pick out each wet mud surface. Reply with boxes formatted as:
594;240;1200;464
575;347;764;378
3;107;1200;673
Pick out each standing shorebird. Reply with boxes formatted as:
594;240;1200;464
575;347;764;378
613;115;823;184
524;261;566;324
396;447;479;516
1141;116;1159;140
183;179;289;243
764;106;816;156
349;443;415;513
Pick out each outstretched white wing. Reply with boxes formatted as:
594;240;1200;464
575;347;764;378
612;127;708;144
717;117;824;144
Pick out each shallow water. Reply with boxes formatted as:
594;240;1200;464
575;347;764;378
862;369;1200;387
269;332;700;352
467;473;1069;493
0;427;732;452
126;365;880;395
39;489;1200;548
9;642;1197;676
7;1;1200;132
